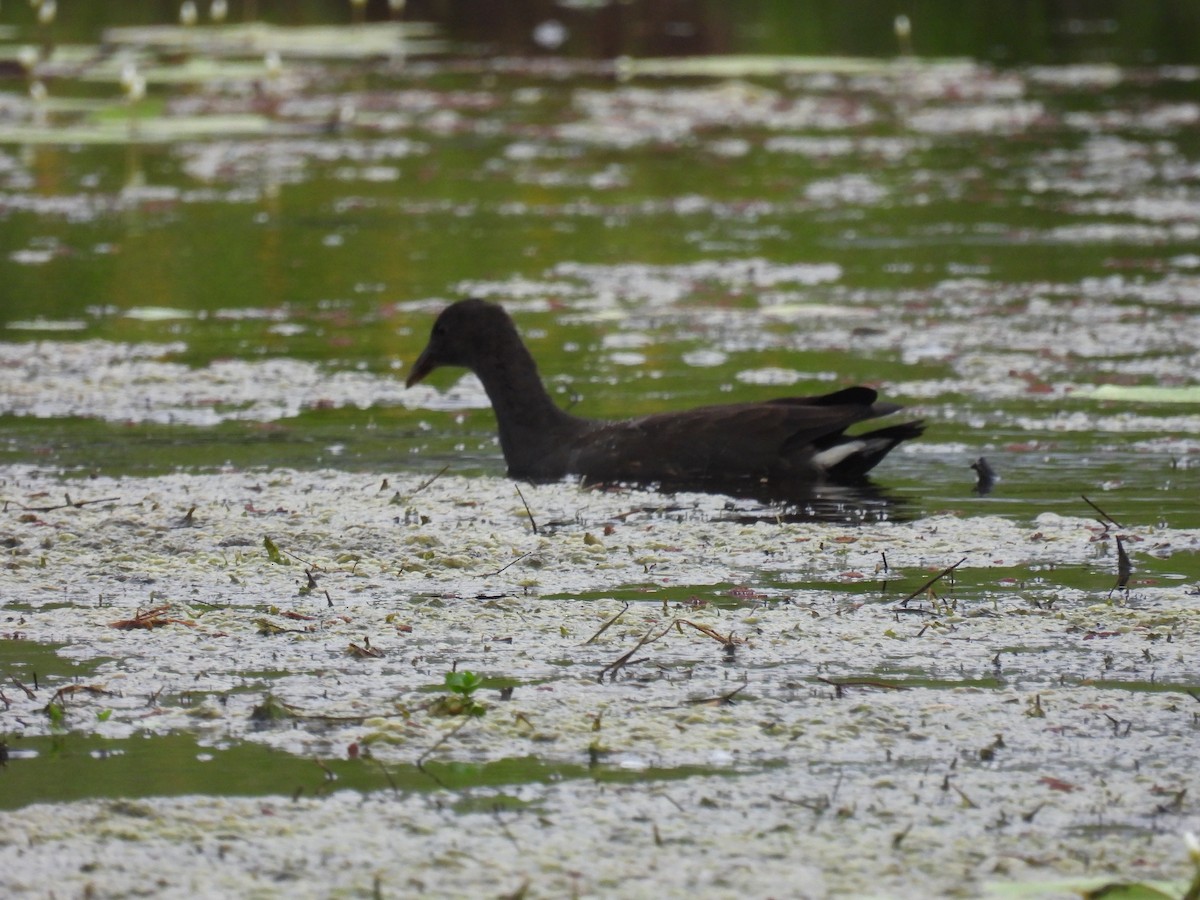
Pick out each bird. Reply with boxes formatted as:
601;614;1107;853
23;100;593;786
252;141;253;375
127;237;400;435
970;457;998;495
405;298;923;494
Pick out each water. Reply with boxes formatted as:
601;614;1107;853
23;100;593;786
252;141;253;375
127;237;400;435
3;45;1196;528
1;7;1199;898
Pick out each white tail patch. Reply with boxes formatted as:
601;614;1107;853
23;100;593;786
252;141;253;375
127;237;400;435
812;440;866;471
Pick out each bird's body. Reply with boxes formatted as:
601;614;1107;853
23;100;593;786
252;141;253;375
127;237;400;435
406;298;923;491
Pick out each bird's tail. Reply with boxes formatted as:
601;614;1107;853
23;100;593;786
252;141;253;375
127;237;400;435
818;420;925;482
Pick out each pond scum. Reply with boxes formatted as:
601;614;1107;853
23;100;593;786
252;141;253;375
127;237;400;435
1;465;1199;897
2;6;1200;899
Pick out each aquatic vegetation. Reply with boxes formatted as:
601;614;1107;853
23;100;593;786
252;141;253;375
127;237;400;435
1;4;1199;898
431;669;486;717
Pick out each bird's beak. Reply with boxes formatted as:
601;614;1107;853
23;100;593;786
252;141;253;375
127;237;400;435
405;346;436;388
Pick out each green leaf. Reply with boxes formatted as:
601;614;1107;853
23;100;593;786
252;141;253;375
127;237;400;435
263;536;286;565
444;670;482;697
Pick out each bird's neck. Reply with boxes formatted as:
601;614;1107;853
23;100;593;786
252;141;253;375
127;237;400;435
471;331;579;464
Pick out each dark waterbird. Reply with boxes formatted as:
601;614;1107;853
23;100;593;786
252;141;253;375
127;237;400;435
405;299;924;500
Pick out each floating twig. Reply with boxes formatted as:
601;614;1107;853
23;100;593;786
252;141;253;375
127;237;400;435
676;619;740;647
513;483;538;535
900;557;967;607
370;755;400;796
276;545;323;570
416;718;474;788
408;464;449;500
47;684;116;706
11;494;121;513
950;783;979;809
1082;494;1123;529
685;684;748;707
598;620;675;682
584;602;629;645
479;549;535;577
8;677;36;701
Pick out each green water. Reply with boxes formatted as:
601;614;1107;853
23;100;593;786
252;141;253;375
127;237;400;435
2;5;1199;824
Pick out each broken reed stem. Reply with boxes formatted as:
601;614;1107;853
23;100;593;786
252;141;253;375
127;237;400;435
370;755;400;796
8;677;36;700
676;619;736;646
513;483;538;535
598;620;675;682
416;717;474;789
950;783;979;809
1082;494;1124;529
480;549;534;577
279;546;322;569
685;684;748;706
9;495;120;513
108;605;196;630
900;557;967;607
584;602;630;645
408;464;449;500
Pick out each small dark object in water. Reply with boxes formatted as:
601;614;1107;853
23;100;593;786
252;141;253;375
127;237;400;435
971;457;998;495
406;299;923;494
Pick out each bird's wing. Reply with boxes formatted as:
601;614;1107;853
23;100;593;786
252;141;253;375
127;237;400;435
567;396;885;482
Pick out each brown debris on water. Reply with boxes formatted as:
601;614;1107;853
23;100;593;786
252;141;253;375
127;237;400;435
108;605;196;630
676;619;742;649
46;684;116;707
348;636;384;658
598;620;674;683
249;695;299;723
